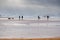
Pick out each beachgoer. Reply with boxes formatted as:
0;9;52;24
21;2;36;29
47;16;49;20
19;16;20;20
8;18;11;20
38;16;40;20
22;16;23;20
12;18;14;19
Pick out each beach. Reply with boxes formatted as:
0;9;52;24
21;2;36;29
0;18;60;40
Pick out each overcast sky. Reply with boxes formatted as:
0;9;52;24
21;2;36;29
0;0;60;17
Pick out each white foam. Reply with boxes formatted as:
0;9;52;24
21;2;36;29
2;23;26;26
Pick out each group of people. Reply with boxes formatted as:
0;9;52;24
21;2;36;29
38;16;49;20
8;16;49;20
19;16;23;20
19;16;49;20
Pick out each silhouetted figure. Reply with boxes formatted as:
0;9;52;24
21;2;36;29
22;16;23;20
19;16;20;20
38;16;40;20
12;18;14;19
47;16;49;20
8;18;11;20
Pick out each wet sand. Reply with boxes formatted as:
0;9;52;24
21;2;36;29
0;18;60;40
0;38;60;40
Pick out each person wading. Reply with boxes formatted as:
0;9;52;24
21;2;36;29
47;16;49;20
19;16;20;20
22;16;23;20
38;16;40;20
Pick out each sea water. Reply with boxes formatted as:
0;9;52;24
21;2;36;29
0;18;60;38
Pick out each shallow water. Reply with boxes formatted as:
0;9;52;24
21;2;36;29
0;19;60;38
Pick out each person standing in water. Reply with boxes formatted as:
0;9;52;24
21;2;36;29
22;16;23;20
19;16;20;20
38;16;40;20
47;16;49;20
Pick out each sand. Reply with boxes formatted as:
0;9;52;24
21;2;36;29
0;18;60;39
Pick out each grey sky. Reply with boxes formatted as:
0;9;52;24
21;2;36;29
0;0;60;17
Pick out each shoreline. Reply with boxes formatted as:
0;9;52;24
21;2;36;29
0;18;60;40
0;38;60;40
